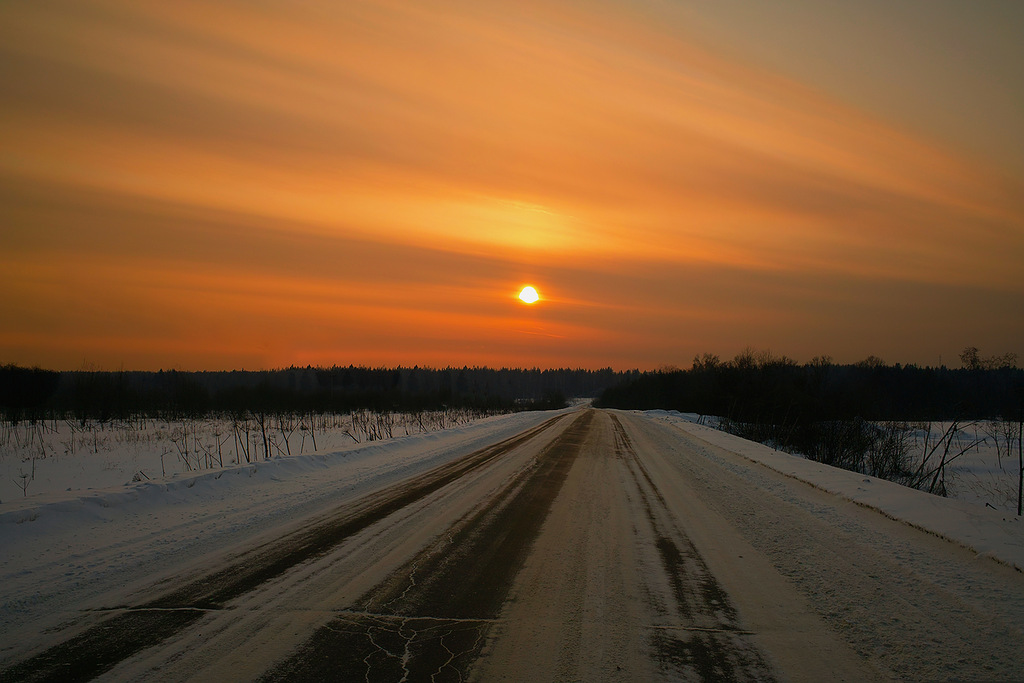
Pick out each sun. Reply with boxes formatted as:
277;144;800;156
518;286;540;304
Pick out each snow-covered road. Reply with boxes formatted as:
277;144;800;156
2;409;1023;681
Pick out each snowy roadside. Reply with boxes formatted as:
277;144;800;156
0;410;570;524
644;410;1024;571
0;408;574;645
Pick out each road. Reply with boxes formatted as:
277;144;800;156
4;409;1023;681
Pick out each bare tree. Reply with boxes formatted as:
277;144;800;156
960;346;982;370
1018;412;1023;516
233;417;252;464
170;422;192;472
12;468;31;497
252;411;271;460
300;413;318;452
211;422;228;468
278;414;296;456
692;353;721;371
960;346;1019;370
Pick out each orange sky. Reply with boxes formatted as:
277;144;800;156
2;0;1023;370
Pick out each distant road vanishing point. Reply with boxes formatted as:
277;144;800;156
4;409;1023;681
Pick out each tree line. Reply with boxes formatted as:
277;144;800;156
0;365;632;422
596;349;1023;422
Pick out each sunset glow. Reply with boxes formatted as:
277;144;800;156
1;1;1022;370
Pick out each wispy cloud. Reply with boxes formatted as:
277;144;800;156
1;0;1021;369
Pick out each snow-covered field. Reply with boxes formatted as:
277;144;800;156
0;409;490;504
943;420;1023;510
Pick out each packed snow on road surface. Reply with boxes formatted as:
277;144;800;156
644;410;1024;570
2;406;1022;681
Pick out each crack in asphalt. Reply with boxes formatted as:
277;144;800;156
432;624;483;683
284;610;495;683
381;558;420;614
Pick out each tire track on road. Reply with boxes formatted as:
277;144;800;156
1;414;568;683
609;413;775;682
262;410;595;682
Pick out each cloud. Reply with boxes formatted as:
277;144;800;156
1;0;1021;369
